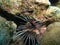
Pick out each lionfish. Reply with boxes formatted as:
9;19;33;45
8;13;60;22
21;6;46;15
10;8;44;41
0;6;53;45
12;13;43;45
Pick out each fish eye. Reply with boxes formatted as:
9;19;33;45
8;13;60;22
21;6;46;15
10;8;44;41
27;10;34;13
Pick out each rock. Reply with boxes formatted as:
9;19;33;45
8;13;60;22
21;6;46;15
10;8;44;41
40;22;60;45
0;0;22;14
0;0;51;15
46;6;60;22
0;16;6;23
0;20;17;45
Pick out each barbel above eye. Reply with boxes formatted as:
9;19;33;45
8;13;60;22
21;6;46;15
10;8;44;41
34;21;42;24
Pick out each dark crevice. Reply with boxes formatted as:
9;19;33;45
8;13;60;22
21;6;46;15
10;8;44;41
49;0;59;5
0;7;26;26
